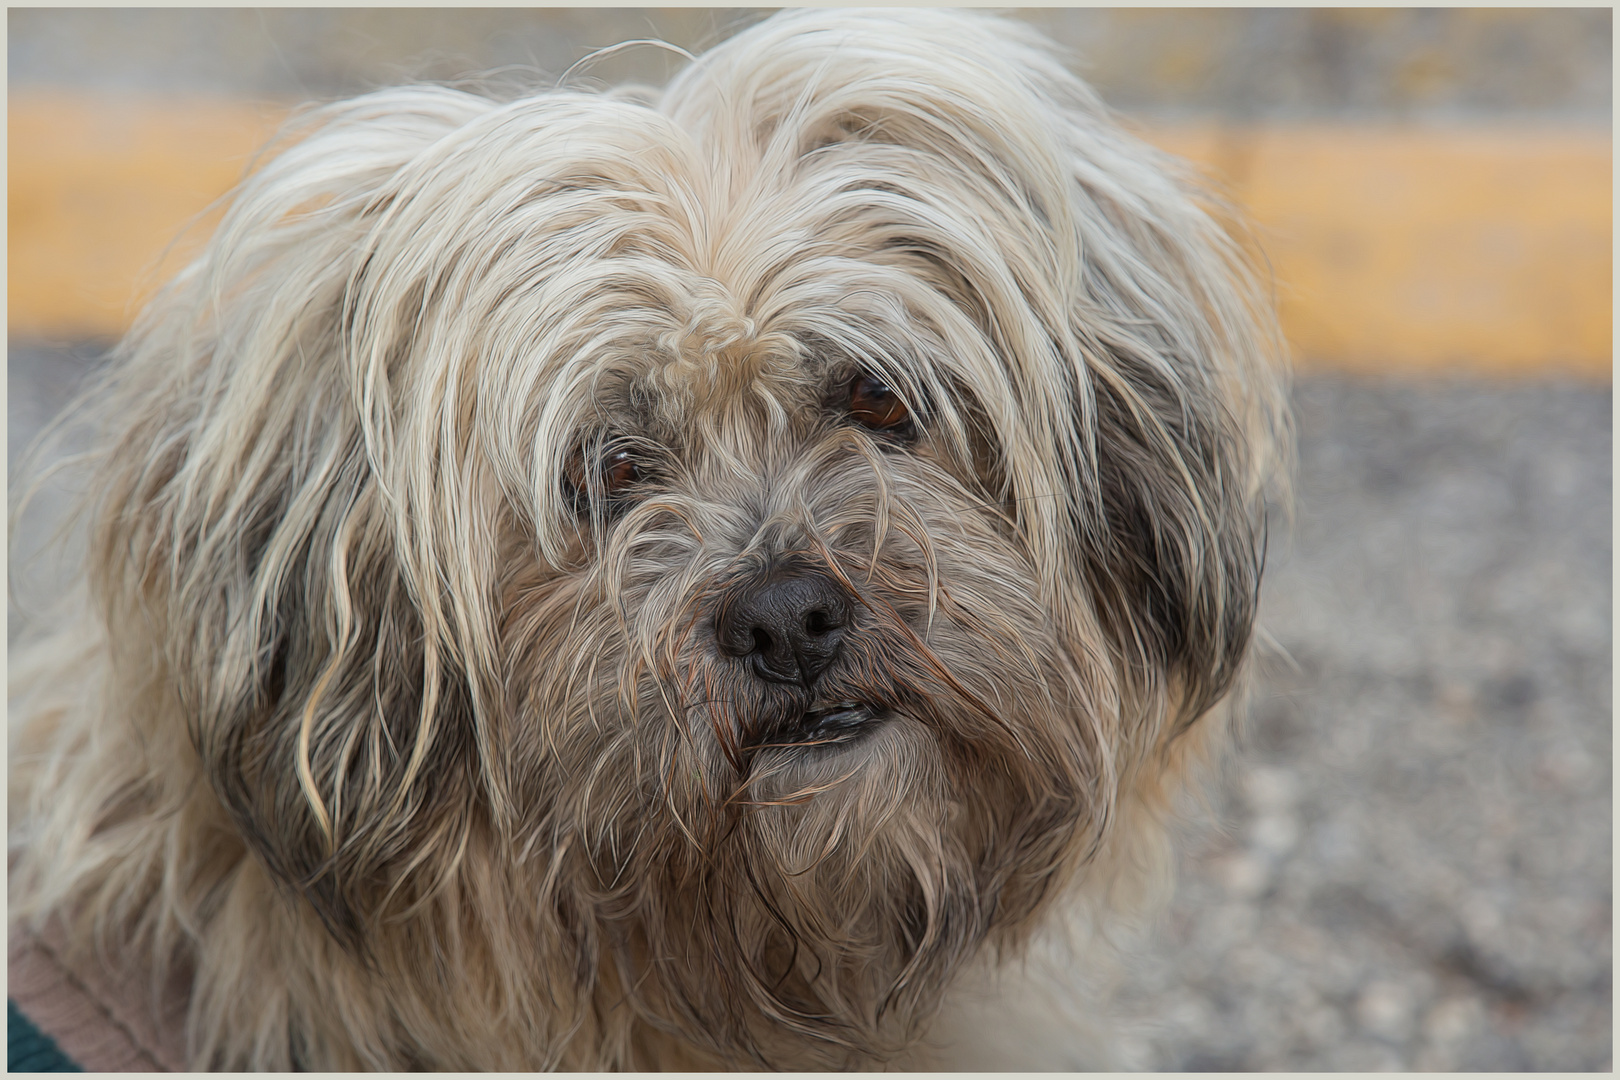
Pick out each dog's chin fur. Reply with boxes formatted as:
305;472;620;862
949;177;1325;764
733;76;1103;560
9;9;1288;1070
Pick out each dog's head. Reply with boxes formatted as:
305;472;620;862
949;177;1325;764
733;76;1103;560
90;9;1285;1067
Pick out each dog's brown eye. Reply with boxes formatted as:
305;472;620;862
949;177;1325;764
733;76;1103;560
848;375;912;432
601;449;641;494
565;445;643;504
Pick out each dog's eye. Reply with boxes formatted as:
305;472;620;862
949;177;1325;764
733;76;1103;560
847;375;913;434
565;445;644;505
600;449;642;494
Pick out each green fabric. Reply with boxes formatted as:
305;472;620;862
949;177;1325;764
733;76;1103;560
8;1000;83;1072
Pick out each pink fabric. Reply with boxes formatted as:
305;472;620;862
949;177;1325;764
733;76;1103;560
8;918;190;1072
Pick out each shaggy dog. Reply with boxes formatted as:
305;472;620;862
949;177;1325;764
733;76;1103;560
9;9;1287;1070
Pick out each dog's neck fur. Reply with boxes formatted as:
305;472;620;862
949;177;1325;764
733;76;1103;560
10;618;1203;1068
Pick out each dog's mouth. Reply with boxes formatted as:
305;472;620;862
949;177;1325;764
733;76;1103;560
743;703;884;752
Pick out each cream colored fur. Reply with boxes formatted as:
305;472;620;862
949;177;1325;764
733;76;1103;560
11;10;1287;1069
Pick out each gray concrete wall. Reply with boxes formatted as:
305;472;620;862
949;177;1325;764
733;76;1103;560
10;8;1611;121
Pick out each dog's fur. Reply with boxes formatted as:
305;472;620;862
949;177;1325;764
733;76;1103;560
10;10;1287;1070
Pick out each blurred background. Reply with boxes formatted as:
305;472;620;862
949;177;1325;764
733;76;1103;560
8;9;1610;1070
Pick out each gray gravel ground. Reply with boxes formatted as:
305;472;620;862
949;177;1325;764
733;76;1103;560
1115;376;1612;1071
8;346;1612;1070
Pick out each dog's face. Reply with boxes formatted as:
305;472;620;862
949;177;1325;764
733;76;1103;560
495;330;1112;1063
81;10;1285;1069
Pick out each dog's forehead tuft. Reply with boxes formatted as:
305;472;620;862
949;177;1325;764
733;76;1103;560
627;283;823;429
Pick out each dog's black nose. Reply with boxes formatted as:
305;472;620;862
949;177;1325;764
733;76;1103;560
717;572;851;687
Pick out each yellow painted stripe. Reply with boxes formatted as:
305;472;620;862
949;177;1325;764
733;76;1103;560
10;94;287;340
1148;123;1612;379
9;94;1612;378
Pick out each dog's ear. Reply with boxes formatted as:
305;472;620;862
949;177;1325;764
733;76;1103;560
1075;346;1280;731
200;479;482;950
83;88;504;948
1044;158;1286;732
1044;111;1289;734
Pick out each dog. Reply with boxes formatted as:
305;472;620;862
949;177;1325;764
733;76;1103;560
9;9;1288;1070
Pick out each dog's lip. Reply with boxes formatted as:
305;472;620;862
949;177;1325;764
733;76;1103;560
746;703;882;750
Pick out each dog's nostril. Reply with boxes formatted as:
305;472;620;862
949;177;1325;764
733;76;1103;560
751;627;774;654
804;609;831;635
